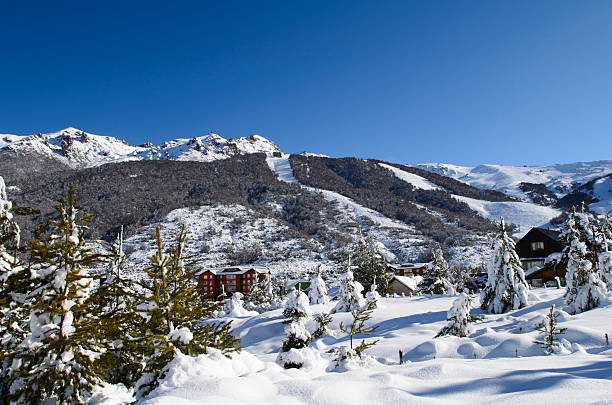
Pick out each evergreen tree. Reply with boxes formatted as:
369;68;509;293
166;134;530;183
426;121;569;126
282;288;312;323
436;293;480;337
481;218;529;314
277;289;313;369
353;235;390;295
534;305;568;354
0;176;31;397
421;244;455;295
308;267;329;304
312;312;332;338
331;264;365;313
329;306;379;368
563;208;607;314
7;186;107;404
132;226;240;399
90;226;141;386
245;273;280;313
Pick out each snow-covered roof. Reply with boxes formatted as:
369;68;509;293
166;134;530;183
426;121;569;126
196;266;269;276
391;263;429;269
391;275;421;290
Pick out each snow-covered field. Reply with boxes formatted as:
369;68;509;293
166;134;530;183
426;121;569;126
142;289;612;404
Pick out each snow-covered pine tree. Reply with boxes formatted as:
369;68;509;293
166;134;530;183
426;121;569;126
481;217;529;314
353;235;390;295
364;280;381;309
563;208;607;314
8;186;107;404
594;213;612;290
283;288;312;323
533;305;568;354
331;264;365;313
0;176;32;397
245;273;279;313
436;293;479;337
277;288;313;369
308;267;329;304
421;244;455;295
132;226;240;399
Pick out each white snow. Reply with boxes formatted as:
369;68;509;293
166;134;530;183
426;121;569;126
142;289;612;404
378;163;440;191
452;195;562;237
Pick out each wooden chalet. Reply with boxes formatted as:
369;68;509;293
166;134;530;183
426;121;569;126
197;266;269;300
388;275;421;296
516;228;566;287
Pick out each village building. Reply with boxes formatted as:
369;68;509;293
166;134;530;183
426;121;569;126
387;263;429;277
515;228;566;287
196;266;269;299
388;275;421;296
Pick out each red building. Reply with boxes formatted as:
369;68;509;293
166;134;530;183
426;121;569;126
197;266;269;299
387;263;429;277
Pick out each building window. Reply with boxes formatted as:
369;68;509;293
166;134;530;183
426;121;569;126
531;241;544;251
226;275;237;280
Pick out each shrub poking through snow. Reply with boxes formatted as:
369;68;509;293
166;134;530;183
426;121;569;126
353;235;391;295
421;244;455;295
329;306;379;368
7;186;107;404
308;266;329;304
312;312;333;338
132;226;240;399
481;217;529;314
534;305;568;354
332;265;365;313
436;293;480;338
563;207;608;314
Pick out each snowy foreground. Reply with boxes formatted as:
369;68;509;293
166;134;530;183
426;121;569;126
139;289;612;405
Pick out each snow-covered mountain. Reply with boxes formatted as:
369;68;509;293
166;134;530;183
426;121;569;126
0;127;282;168
415;161;612;211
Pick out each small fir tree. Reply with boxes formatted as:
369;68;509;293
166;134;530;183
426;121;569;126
308;267;329;304
364;280;381;309
533;305;568;354
277;288;313;369
436;293;480;337
329;306;379;368
8;186;107;404
312;312;332;338
353;235;390;295
332;260;365;313
283;288;312;323
245;273;280;313
481;218;529;314
132;226;240;399
421;244;455;295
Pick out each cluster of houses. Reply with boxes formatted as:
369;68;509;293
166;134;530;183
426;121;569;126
197;227;567;300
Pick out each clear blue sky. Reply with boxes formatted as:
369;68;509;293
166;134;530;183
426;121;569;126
1;1;611;166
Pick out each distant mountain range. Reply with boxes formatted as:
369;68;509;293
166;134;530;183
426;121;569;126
0;127;609;271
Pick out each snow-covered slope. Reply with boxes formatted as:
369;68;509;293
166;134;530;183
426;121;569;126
416;161;612;201
0;127;282;168
140;289;612;405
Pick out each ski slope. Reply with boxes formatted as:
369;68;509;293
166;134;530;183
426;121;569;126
378;163;440;191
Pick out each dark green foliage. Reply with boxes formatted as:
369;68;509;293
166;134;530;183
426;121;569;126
7;186;107;404
353;235;390;295
132;226;240;398
312;312;332;338
534;305;568;354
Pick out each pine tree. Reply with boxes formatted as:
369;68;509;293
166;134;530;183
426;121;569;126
353;235;390;295
481;217;529;314
132;226;240;399
421;244;455;295
7;186;107;404
436;293;480;337
0;176;32;397
277;289;313;369
245;273;280;313
534;305;568;354
563;208;607;314
308;267;329;304
312;312;332;338
329;306;379;368
90;226;141;386
331;264;365;313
